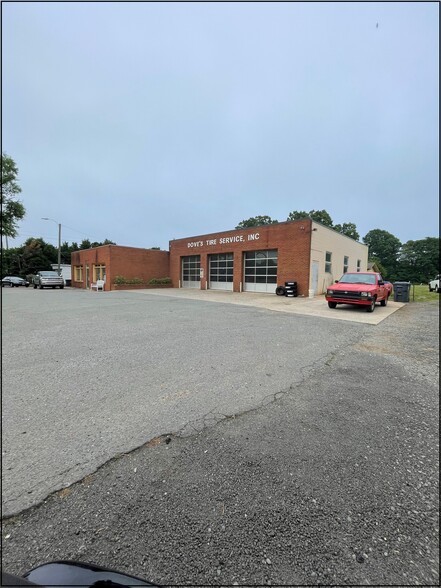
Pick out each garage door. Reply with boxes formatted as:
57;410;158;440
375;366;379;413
243;250;278;293
181;255;200;288
209;253;233;291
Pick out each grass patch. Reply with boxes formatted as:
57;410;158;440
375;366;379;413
409;283;440;303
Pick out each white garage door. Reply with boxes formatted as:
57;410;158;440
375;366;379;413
243;250;278;293
209;253;234;291
181;255;200;288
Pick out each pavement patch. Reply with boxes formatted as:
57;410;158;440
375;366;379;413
124;287;405;324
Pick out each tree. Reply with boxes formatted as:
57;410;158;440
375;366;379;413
363;229;401;280
286;210;310;222
79;239;91;249
22;238;58;275
1;238;58;278
235;216;278;229
79;238;115;249
287;209;333;227
333;222;360;241
1;153;26;238
398;238;440;283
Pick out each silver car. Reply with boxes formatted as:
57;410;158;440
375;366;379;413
33;271;65;289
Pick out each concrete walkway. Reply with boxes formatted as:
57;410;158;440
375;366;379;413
122;287;405;325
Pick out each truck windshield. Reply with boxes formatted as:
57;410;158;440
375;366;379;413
339;274;376;285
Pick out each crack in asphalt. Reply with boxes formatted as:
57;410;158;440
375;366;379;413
2;329;369;521
2;463;84;505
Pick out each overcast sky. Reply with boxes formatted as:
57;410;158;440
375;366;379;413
3;2;439;250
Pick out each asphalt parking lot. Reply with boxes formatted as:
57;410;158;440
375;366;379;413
3;286;380;516
2;287;439;586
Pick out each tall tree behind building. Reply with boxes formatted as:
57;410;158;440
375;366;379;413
363;229;402;280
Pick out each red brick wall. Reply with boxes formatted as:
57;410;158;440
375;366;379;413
71;245;170;291
107;246;170;288
169;220;312;295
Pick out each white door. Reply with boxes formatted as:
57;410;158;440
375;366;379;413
311;261;319;294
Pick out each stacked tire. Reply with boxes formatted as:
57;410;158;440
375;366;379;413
285;281;298;297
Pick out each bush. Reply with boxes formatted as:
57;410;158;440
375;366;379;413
113;276;171;286
148;277;172;285
113;275;143;285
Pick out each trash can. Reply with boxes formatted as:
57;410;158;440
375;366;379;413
393;281;411;302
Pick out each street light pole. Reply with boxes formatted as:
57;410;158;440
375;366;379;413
57;222;61;275
42;217;61;275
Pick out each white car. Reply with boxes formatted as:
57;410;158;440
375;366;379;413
428;275;439;292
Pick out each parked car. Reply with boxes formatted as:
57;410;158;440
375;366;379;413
325;272;392;313
428;275;439;292
1;276;30;287
33;271;65;289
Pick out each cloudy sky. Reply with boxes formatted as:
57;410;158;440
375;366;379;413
3;2;439;250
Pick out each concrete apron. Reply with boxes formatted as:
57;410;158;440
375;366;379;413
120;288;405;325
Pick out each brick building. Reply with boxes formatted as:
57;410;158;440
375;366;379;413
169;219;368;296
71;220;368;296
71;245;169;291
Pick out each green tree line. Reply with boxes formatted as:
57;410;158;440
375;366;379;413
1;238;115;279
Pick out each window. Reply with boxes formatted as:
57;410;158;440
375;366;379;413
93;264;106;281
357;259;361;272
343;256;349;273
75;265;83;281
325;252;332;273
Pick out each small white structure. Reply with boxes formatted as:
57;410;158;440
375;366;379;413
51;264;72;286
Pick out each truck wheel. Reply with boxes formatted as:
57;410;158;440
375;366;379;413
367;298;376;312
60;285;64;289
429;286;433;292
328;301;337;309
380;295;388;307
33;284;37;289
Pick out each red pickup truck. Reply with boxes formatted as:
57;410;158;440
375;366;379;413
325;272;393;313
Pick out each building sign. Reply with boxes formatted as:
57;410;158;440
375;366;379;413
187;233;260;248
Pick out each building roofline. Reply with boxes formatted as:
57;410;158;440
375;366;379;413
71;244;168;254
